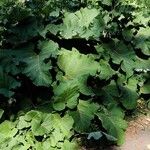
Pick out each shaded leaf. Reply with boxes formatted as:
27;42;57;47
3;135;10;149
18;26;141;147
140;81;150;94
69;100;99;132
0;68;21;97
0;109;4;119
53;80;79;111
96;106;127;145
87;131;103;140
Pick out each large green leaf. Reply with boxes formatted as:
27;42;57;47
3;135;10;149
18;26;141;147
25;111;52;136
101;0;112;6
0;109;4;119
97;80;120;106
17;116;30;130
25;110;74;138
0;110;75;149
58;48;100;79
140;81;150;94
60;7;104;39
50;114;74;137
0;68;21;97
100;41;137;77
96;106;128;145
55;75;94;96
22;40;58;86
41;114;74;148
23;56;52;87
120;87;138;109
134;27;150;56
98;59;115;79
119;77;139;110
69;100;99;132
0;121;17;144
0;49;20;75
62;140;78;150
38;40;59;58
7;17;42;44
87;131;117;141
53;80;79;111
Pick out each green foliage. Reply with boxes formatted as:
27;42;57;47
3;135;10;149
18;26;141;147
22;40;58;86
87;131;117;141
0;111;77;150
0;0;149;149
96;106;128;145
53;80;79;111
0;109;4;119
69;100;99;132
59;7;104;39
58;49;100;78
0;67;21;97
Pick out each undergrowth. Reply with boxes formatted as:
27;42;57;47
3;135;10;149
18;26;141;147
0;0;149;149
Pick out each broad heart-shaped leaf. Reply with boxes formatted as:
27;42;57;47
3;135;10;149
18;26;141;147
25;110;53;136
69;100;99;132
24;110;51;136
41;139;78;150
58;48;100;79
0;121;17;143
0;109;4;119
110;42;136;77
53;80;79;111
56;74;94;96
134;27;150;56
133;11;150;27
119;83;138;110
101;0;112;6
87;131;117;141
17;116;31;130
140;81;150;94
77;76;94;96
134;58;150;72
96;106;128;145
7;17;42;44
0;67;21;97
98;59;115;80
25;110;74;139
23;55;52;87
21;40;58;86
62;140;78;150
38;40;59;58
87;131;103;140
100;41;137;77
0;49;20;75
49;114;74;137
41;114;74;148
97;80;120;106
97;77;138;110
60;7;104;39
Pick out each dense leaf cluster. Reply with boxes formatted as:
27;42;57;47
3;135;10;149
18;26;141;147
0;0;149;149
